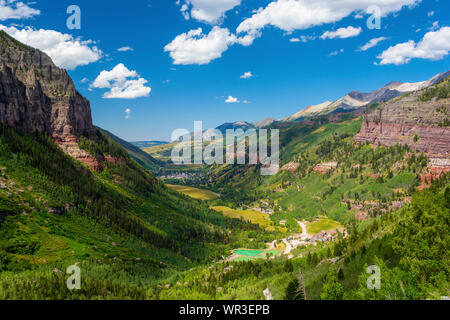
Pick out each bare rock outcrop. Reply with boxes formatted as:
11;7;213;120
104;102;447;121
0;31;96;138
354;86;450;158
0;31;109;170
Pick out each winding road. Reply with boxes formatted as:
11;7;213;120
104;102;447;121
297;220;309;240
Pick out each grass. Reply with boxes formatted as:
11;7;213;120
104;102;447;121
211;206;273;230
143;143;177;162
264;250;280;257
166;184;219;201
307;218;344;234
234;256;254;262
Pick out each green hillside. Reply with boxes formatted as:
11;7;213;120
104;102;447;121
0;126;260;299
98;127;163;172
151;180;449;300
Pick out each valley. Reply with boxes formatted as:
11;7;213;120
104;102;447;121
0;30;448;301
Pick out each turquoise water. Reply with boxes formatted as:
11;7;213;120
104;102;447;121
234;249;264;257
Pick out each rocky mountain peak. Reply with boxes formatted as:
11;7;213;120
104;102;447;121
0;30;96;137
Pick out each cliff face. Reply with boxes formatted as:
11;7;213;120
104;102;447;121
0;31;96;137
0;31;108;170
354;81;450;158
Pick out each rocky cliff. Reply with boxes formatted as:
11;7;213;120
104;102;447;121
0;31;106;170
0;31;96;137
354;77;450;158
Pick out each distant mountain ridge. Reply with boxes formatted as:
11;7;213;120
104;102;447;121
211;71;449;132
132;141;169;148
281;70;450;121
354;75;450;158
99;128;164;171
215;121;255;134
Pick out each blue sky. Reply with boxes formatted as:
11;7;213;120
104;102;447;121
0;0;449;141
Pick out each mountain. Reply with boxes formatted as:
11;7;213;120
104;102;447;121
0;29;250;299
282;71;450;121
98;127;164;172
0;31;95;137
354;74;450;158
254;118;276;128
210;72;450;130
282;101;334;121
215;121;255;134
0;30;109;170
131;141;169;148
0;29;448;301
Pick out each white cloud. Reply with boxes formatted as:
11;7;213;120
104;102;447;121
91;63;151;99
118;46;133;52
0;25;102;70
329;48;344;56
321;26;362;39
237;0;420;39
125;108;131;119
164;26;237;65
359;37;389;51
240;71;252;79
180;4;190;20
429;21;439;31
180;0;241;24
225;96;239;103
290;35;315;43
0;0;40;20
428;11;434;17
377;26;450;65
167;0;420;65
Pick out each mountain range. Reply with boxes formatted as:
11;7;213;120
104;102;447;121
214;71;450;132
0;30;448;301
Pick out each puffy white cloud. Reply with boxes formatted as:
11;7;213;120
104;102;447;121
240;71;252;79
359;37;389;51
168;0;420;65
91;64;151;99
225;96;239;103
377;26;450;65
237;0;420;37
0;25;102;70
0;0;39;20
118;46;133;52
321;26;362;39
164;26;237;65
180;0;242;24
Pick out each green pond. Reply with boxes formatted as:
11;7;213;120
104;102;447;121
234;249;265;257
